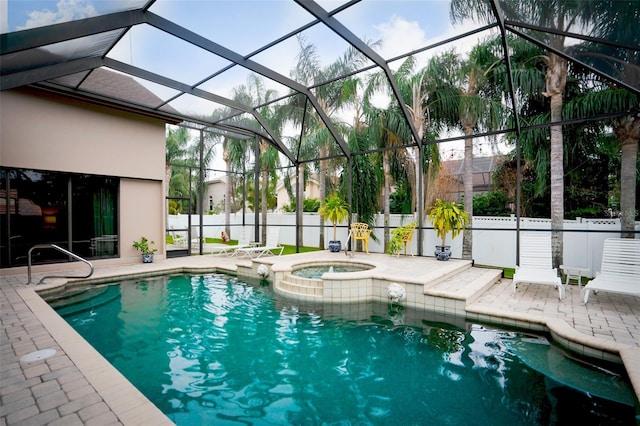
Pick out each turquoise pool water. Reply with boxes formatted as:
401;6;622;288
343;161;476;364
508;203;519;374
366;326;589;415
52;274;637;425
292;264;372;278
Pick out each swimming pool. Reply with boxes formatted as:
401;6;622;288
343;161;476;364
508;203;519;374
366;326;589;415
50;274;637;425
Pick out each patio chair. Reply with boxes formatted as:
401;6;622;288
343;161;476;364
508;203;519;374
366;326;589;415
235;227;284;258
582;238;640;304
512;233;564;300
349;222;372;254
211;228;252;255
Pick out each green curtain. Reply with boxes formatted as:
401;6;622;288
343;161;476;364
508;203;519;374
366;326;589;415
92;189;116;256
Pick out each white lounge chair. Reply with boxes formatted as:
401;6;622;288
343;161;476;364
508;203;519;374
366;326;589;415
583;238;640;304
211;228;252;256
512;233;564;300
235;228;283;258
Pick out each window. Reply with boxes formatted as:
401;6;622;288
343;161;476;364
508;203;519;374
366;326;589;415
0;168;119;268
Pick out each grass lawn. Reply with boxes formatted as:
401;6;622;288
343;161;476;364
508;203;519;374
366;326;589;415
494;266;582;286
204;237;322;255
180;237;561;283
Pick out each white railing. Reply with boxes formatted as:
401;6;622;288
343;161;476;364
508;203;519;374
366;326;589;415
28;244;94;284
168;214;638;278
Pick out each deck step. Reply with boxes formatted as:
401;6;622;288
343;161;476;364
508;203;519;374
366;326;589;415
417;261;473;287
426;267;502;304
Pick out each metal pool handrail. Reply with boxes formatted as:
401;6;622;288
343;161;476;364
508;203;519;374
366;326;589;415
27;244;94;285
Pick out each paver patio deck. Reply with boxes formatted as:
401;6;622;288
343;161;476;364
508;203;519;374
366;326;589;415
2;252;639;425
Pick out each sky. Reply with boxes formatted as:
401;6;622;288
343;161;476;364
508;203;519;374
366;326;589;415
3;0;502;173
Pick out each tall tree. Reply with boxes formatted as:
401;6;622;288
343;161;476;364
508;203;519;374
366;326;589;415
362;93;422;251
452;0;595;267
362;106;399;251
366;56;443;219
165;126;190;200
574;0;640;236
615;115;640;236
187;131;217;215
563;87;640;235
233;75;283;242
343;79;381;231
435;41;506;259
221;135;247;238
290;36;369;248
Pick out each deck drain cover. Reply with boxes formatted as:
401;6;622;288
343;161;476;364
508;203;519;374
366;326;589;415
20;349;56;362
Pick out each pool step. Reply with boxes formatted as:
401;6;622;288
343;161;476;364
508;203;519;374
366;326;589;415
277;273;323;298
47;285;121;316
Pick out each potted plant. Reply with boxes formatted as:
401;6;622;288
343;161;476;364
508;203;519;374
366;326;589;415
318;192;350;252
428;199;468;261
387;221;417;257
133;236;157;263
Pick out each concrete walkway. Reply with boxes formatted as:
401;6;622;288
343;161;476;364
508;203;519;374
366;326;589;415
2;253;639;425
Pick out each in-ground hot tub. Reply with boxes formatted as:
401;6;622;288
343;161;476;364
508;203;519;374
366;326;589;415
274;260;379;301
292;262;374;278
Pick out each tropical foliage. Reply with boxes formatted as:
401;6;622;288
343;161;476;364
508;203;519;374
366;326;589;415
428;199;469;247
132;237;157;255
473;191;512;217
164;0;637;259
318;193;350;241
387;222;417;256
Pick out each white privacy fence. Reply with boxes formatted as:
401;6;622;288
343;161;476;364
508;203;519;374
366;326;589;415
168;214;638;278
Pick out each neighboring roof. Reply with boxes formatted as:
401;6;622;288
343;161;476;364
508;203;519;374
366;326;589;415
204;176;227;185
442;155;499;191
444;156;497;177
2;0;638;165
81;67;179;114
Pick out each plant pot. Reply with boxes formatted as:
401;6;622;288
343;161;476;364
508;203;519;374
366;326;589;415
328;240;341;252
142;254;154;263
435;245;451;261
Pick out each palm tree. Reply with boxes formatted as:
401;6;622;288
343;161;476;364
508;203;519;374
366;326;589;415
614;115;640;237
221;135;247;238
572;0;640;236
233;75;284;242
290;36;369;248
563;88;640;236
451;0;595;268
165;125;190;200
426;41;506;260
190;131;218;215
361;106;397;251
366;55;444;219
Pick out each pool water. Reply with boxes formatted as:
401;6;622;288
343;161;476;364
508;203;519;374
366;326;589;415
53;274;637;425
292;264;372;278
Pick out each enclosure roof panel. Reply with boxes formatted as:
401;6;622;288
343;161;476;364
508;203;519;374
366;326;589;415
2;0;638;161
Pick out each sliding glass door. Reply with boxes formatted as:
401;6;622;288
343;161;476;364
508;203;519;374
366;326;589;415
0;167;118;268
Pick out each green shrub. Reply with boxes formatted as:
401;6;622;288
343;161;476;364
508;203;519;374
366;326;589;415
473;191;512;216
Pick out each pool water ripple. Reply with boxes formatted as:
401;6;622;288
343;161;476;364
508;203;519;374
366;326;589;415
55;274;637;425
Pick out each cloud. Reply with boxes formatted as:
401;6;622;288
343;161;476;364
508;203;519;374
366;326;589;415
17;0;97;30
376;13;493;70
375;15;427;60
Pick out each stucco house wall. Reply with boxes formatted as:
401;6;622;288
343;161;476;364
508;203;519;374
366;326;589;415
0;88;167;266
276;176;321;211
205;176;227;213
